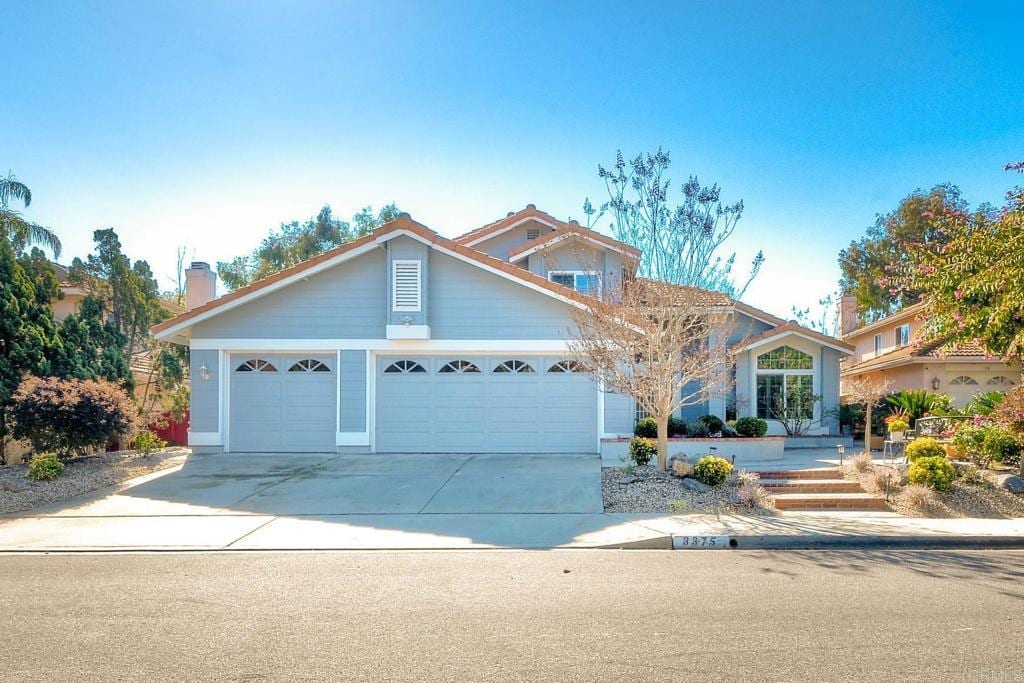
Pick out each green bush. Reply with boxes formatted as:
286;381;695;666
721;425;739;438
668;416;686;437
908;455;955;492
699;415;725;434
27;452;64;482
686;420;710;438
982;426;1022;466
734;417;768;438
694;455;733;487
133;431;167;455
905;437;946;462
886;418;910;433
629;437;657;467
10;377;136;458
634;417;658;438
951;423;1022;468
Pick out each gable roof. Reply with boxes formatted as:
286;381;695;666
737;320;855;354
841;302;927;340
841;336;997;375
453;205;561;245
507;224;641;263
151;213;595;340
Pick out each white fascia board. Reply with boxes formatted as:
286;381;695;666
189;339;576;352
739;330;854;355
462;217;558;247
386;324;431;340
509;233;639;263
154;239;382;341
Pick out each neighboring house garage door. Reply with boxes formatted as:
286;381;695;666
230;354;336;453
375;356;597;453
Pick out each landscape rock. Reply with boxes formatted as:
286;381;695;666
618;477;639;485
668;456;695;479
995;474;1024;494
681;478;711;493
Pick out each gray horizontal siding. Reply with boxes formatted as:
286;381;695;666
190;350;219;432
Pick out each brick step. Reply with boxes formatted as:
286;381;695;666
771;493;890;512
755;468;843;480
760;479;864;494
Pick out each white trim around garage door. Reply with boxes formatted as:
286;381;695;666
191;339;576;352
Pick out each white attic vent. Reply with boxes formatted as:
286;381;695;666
392;260;422;311
526;228;540;240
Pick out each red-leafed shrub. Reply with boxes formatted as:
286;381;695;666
10;377;136;458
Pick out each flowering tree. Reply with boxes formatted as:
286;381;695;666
568;278;733;470
843;377;894;448
897;184;1024;365
583;149;763;297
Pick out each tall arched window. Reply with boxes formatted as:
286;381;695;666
755;346;814;420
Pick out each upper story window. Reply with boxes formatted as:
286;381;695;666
873;333;883;356
392;260;421;312
895;324;910;349
756;346;813;370
549;271;600;297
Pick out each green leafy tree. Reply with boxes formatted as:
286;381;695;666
0;172;62;258
584;149;763;297
839;184;962;323
50;296;133;390
899;184;1024;363
218;203;401;291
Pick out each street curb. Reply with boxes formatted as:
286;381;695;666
672;534;1024;550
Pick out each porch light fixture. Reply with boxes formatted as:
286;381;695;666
401;315;414;326
199;363;210;381
836;443;845;466
931;376;941;390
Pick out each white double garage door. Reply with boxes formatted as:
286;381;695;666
229;354;598;454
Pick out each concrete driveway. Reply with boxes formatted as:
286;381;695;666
0;453;671;551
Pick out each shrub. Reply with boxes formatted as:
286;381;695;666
955;463;984;485
694;455;733;486
902;484;936;511
864;466;900;495
10;377;136;458
628;437;657;467
634;417;658;438
731;469;760;487
721;425;739;438
667;416;686;437
734;417;768;438
133;431;167;456
908;455;955;491
982;427;1022;467
27;452;64;481
737;482;773;509
886;418;910;433
686;420;710;438
850;452;874;473
951;422;1022;468
905;437;945;462
698;415;725;434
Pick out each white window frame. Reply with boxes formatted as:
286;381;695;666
391;260;422;312
895;324;910;349
873;333;883;356
548;270;601;297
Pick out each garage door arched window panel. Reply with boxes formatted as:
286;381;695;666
438;360;481;374
235;359;277;372
383;360;427;374
756;346;813;370
493;360;535;374
288;359;330;373
548;360;584;373
949;376;979;385
987;376;1016;387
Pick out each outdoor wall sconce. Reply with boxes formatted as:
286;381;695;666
931;376;941;390
199;364;210;381
401;315;414;326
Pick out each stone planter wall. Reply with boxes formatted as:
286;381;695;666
600;436;785;467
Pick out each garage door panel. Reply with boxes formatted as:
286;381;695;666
230;354;335;453
375;355;596;453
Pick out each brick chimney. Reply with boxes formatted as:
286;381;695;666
185;261;217;311
839;293;858;336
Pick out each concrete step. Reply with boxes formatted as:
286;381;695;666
760;479;864;494
771;493;890;512
755;468;843;480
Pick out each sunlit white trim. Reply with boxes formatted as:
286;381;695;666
739;330;854;355
336;431;370;446
510;232;639;263
335;349;342;437
367;350;377;453
386;324;431;340
188;431;221;446
219;350;230;452
190;339;575;351
461;217;558;247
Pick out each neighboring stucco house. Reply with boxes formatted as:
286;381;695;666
152;206;853;455
838;296;1020;408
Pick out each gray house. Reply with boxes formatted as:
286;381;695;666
153;206;853;455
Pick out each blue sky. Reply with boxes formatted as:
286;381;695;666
3;0;1021;317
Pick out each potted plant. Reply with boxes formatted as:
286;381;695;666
886;415;910;442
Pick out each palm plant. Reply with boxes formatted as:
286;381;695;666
887;389;954;426
0;172;62;258
965;390;1006;416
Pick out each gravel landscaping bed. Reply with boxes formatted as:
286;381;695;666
843;462;1024;519
0;448;188;515
602;465;775;515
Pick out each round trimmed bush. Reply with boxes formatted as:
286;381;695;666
634;417;658;438
905;437;946;462
686;420;710;438
667;416;687;437
629;437;657;467
698;415;725;434
27;452;64;482
734;417;768;438
908;455;955;492
694;455;733;487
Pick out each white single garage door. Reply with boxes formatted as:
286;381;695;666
375;356;598;453
229;354;336;453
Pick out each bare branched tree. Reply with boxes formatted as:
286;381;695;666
568;276;734;470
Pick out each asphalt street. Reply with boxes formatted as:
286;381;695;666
2;550;1021;682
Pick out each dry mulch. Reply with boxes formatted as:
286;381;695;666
0;448;188;515
843;461;1024;519
602;465;774;515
